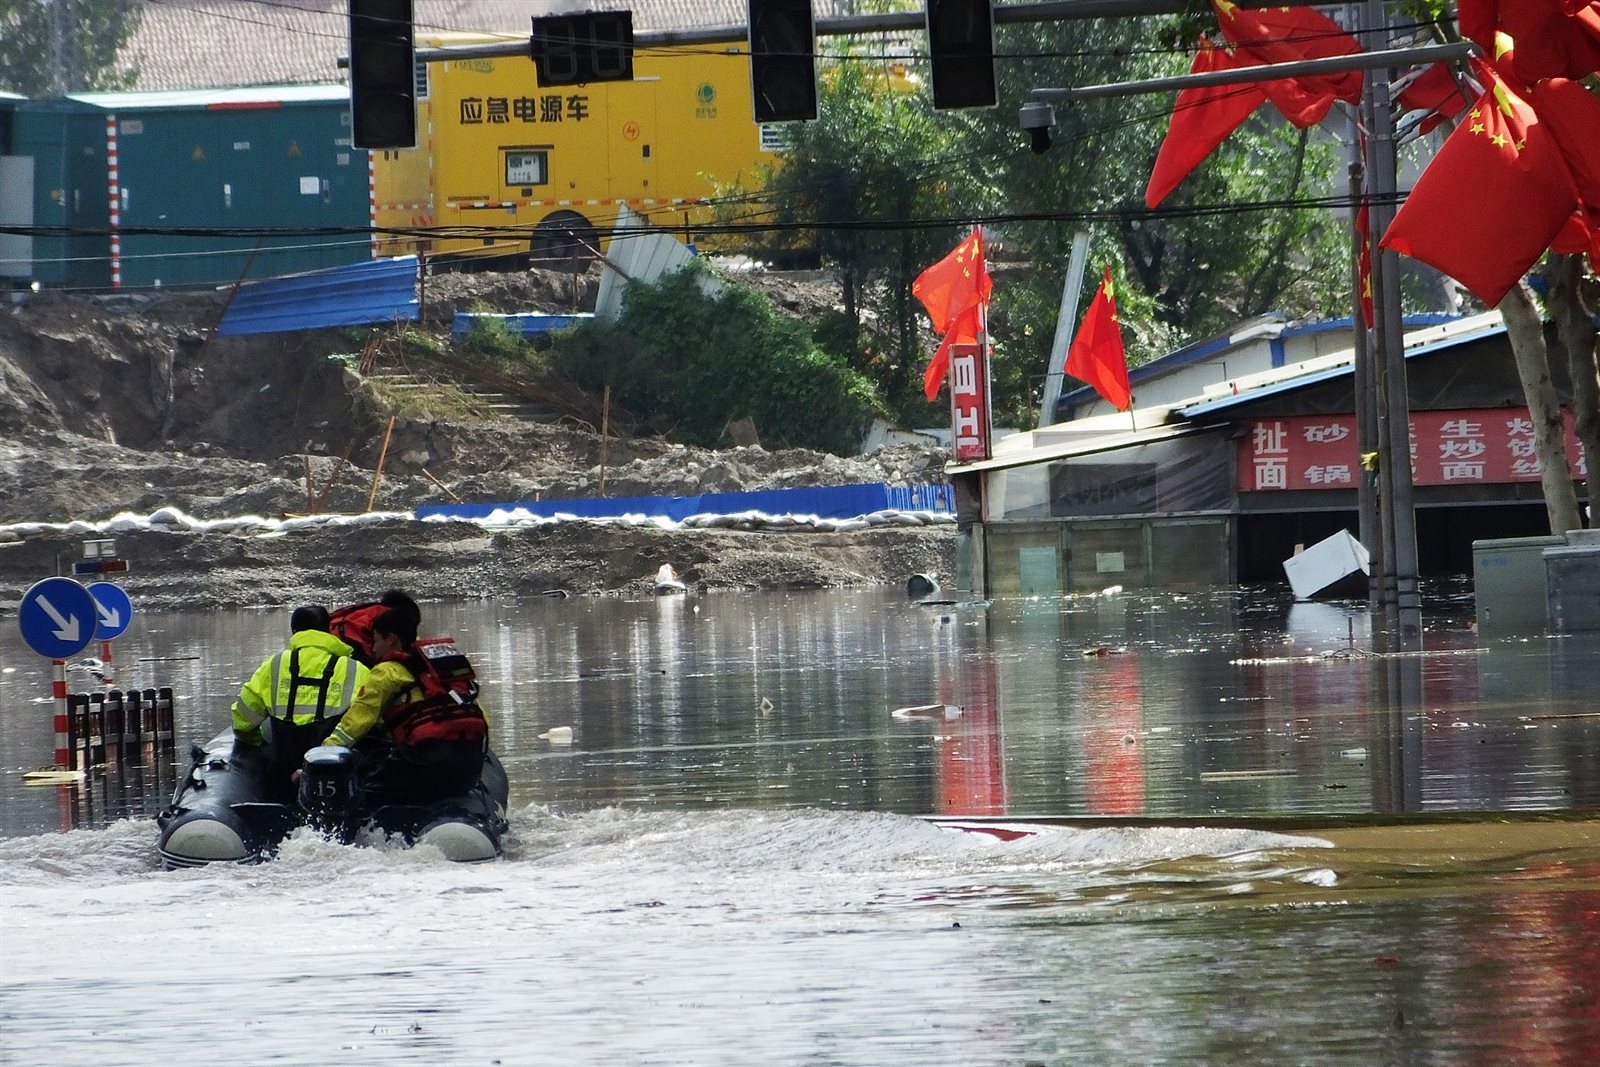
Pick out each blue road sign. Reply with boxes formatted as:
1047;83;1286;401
87;581;134;641
17;577;96;660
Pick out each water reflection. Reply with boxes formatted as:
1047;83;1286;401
6;586;1600;840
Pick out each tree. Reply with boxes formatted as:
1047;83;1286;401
548;264;882;454
0;0;140;95
973;16;1351;424
750;46;997;422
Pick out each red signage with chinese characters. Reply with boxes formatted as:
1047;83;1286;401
948;342;992;463
1238;408;1587;491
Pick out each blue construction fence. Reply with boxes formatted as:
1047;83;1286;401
416;482;955;524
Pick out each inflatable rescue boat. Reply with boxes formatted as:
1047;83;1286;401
156;731;510;868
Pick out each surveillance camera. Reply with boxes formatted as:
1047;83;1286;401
1018;100;1056;155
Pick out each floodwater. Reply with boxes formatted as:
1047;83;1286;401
5;585;1600;1065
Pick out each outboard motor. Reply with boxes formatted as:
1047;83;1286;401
297;745;361;843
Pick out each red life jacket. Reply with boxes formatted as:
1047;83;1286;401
328;603;387;665
379;637;489;746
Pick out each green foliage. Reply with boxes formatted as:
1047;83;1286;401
547;265;882;453
753;16;1360;424
746;42;999;424
456;312;541;369
965;17;1352;417
0;0;140;94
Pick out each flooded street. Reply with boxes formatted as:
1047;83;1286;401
5;586;1600;1064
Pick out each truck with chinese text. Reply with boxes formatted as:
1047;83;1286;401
372;33;788;267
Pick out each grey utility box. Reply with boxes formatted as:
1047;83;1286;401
1545;534;1600;634
1473;535;1562;637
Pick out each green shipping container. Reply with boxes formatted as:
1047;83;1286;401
0;85;369;289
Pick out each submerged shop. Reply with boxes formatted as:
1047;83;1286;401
947;312;1580;597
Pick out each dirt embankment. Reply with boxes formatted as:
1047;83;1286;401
0;268;955;610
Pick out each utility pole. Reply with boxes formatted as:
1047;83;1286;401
1360;0;1422;644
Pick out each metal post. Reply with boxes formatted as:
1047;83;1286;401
1037;230;1092;427
1349;161;1381;618
1362;0;1422;644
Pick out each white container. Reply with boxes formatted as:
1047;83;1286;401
1282;529;1371;601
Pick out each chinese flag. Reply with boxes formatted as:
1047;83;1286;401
1381;63;1578;306
1064;267;1131;412
1530;78;1600;206
1355;198;1374;329
922;304;982;402
914;230;991;400
1458;1;1600;83
1397;63;1471;136
1212;0;1363;104
1533;77;1600;272
1145;39;1267;208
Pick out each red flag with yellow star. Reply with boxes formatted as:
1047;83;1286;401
1458;0;1600;83
913;230;991;401
1381;62;1578;305
1064;267;1131;412
1355;198;1374;328
1145;38;1267;208
1211;0;1363;104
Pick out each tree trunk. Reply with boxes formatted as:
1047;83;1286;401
1501;280;1583;534
1547;254;1600;524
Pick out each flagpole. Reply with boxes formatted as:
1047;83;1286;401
1038;230;1092;427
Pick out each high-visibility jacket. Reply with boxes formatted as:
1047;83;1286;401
232;630;369;746
326;641;489;749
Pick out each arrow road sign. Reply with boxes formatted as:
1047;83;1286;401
87;581;134;642
18;577;97;660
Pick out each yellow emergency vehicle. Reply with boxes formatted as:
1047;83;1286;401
372;33;788;267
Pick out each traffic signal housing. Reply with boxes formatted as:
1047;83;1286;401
747;0;818;123
927;0;997;110
531;11;635;86
349;0;416;150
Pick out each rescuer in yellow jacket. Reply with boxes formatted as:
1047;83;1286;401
326;608;488;805
232;604;369;785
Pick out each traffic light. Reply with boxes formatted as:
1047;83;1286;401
747;0;817;124
349;0;416;150
926;0;997;111
531;11;635;87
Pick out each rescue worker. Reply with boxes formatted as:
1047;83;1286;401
231;604;369;791
329;589;422;666
325;609;488;806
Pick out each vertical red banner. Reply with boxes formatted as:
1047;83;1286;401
948;341;992;462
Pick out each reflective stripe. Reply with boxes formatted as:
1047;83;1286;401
269;649;361;725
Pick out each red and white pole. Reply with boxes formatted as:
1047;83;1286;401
106;114;121;288
52;659;70;769
100;638;115;685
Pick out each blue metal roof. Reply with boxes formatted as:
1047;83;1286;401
1177;321;1508;418
217;257;420;336
1057;313;1469;410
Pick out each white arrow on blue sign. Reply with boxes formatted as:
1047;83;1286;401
87;581;134;641
18;577;97;660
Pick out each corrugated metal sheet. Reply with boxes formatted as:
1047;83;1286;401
417;483;955;523
217;257;420;336
67;84;351;110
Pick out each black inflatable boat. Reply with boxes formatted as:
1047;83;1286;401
156;731;510;868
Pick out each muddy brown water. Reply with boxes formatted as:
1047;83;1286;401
4;585;1600;1064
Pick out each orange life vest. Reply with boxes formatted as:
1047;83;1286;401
328;602;387;665
379;637;489;746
